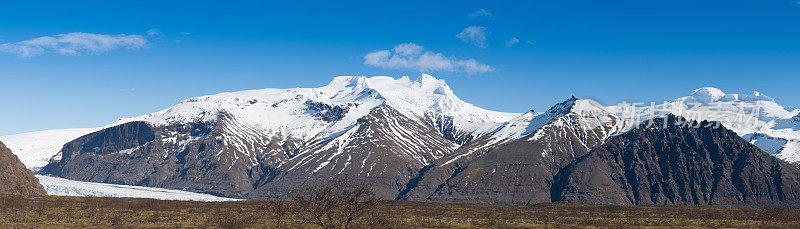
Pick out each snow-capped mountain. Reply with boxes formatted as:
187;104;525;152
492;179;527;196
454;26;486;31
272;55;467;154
749;112;800;163
489;98;626;146
40;74;520;199
0;128;101;171
28;77;800;205
399;97;626;204
113;74;517;146
607;87;800;164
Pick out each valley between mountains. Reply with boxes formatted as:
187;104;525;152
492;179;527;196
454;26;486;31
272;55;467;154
4;74;800;207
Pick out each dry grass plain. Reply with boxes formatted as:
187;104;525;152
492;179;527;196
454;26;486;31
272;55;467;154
1;195;799;228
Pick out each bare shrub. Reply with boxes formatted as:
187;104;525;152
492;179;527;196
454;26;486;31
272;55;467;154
293;177;380;229
260;199;293;229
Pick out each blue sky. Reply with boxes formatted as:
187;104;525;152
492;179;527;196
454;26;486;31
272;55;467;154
1;0;800;135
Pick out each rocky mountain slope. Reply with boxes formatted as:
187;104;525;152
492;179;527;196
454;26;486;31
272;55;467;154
40;75;519;199
0;141;46;196
552;115;800;208
398;98;627;204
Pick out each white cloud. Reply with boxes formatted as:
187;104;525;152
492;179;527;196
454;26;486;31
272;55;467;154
364;43;493;74
468;9;493;18
505;37;519;47
456;26;488;49
0;32;148;57
179;32;192;35
146;29;162;38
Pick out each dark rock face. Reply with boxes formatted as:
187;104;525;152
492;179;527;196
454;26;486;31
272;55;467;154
552;115;800;208
40;116;285;198
41;121;156;179
0;141;46;196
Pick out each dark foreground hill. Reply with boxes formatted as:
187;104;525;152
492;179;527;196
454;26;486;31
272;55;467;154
552;115;800;207
0;141;46;196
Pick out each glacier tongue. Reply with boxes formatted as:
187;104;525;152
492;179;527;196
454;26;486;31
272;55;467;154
37;175;237;201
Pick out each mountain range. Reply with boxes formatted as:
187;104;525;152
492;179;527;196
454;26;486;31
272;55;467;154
4;74;800;207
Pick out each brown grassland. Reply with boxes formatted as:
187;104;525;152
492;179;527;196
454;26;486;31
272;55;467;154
1;195;800;228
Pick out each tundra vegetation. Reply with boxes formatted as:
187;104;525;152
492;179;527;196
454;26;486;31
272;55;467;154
2;197;800;227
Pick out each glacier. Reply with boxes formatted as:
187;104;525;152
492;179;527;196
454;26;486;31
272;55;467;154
37;175;238;201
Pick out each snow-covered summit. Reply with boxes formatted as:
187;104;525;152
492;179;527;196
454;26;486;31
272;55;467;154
327;74;517;123
610;87;794;135
689;87;727;103
490;97;621;144
112;74;519;141
608;87;800;164
685;87;774;104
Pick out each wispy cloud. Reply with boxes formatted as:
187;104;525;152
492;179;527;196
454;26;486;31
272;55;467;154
456;26;488;49
146;29;163;38
505;37;519;47
364;43;493;74
0;32;149;57
468;9;493;18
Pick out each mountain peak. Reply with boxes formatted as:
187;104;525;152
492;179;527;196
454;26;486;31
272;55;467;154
488;98;616;144
326;75;370;89
547;97;607;117
690;87;726;103
686;87;773;104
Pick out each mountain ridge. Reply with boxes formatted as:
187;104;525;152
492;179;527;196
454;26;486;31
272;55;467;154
9;76;800;207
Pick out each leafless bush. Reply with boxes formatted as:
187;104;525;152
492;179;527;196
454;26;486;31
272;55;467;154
293;177;380;229
260;199;293;229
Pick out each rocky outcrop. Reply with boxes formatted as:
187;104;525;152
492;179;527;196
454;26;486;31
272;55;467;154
552;115;800;208
0;141;46;196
